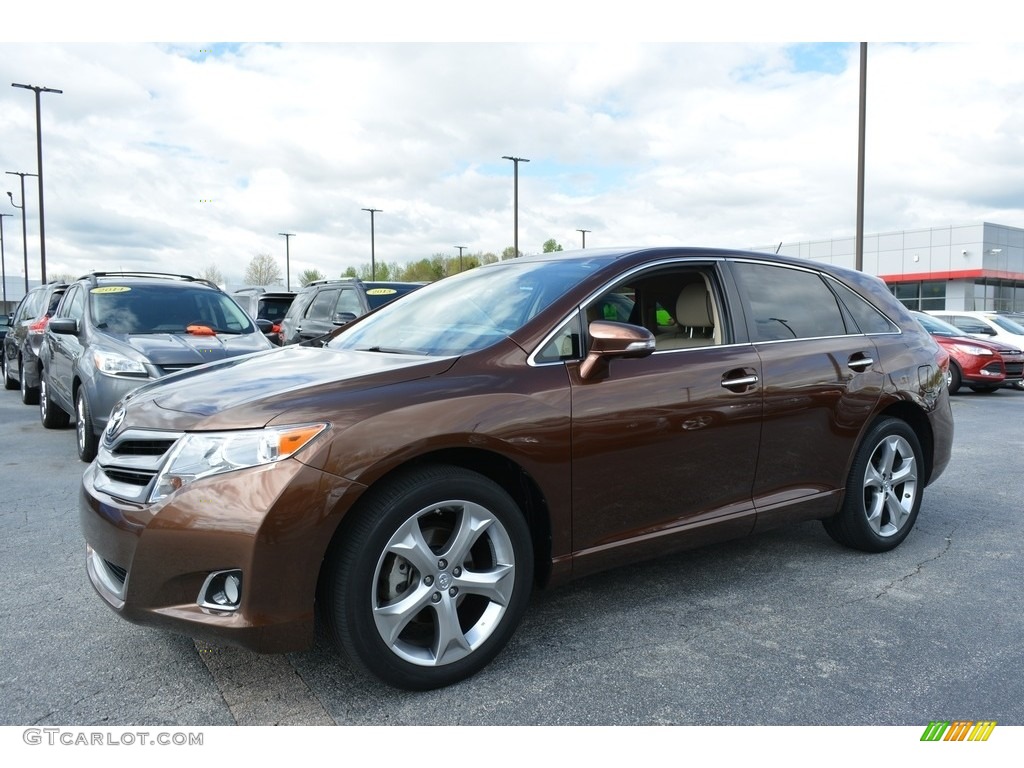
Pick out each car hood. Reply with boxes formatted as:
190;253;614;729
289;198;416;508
117;344;457;432
115;331;270;366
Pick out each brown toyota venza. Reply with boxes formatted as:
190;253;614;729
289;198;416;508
81;247;953;689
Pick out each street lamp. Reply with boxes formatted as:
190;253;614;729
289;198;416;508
0;213;11;309
501;156;529;258
362;208;381;280
576;229;591;249
454;246;466;272
7;171;37;292
278;233;295;290
12;83;62;284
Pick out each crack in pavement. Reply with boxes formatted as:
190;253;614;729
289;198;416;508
194;640;335;726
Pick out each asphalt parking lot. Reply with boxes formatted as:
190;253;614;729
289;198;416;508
1;386;1022;727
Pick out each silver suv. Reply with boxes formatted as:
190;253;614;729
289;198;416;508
39;272;273;461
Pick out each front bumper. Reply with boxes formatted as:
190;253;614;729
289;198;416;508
80;452;364;652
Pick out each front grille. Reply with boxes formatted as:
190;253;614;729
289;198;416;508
103;560;128;586
982;362;1003;375
1004;362;1024;378
104;468;156;487
112;439;177;457
94;428;183;503
158;364;198;375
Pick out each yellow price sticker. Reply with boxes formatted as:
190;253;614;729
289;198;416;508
90;286;132;294
366;288;397;295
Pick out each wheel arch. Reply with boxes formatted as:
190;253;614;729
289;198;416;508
322;447;553;590
875;401;935;485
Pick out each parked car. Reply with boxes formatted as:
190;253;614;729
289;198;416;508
911;311;1023;393
2;281;68;404
80;247;953;690
362;281;426;310
277;278;372;346
926;310;1024;391
39;272;273;461
0;312;10;342
232;287;296;345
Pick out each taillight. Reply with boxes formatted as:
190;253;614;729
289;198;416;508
28;316;50;335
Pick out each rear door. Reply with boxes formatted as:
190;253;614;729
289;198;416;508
727;260;886;530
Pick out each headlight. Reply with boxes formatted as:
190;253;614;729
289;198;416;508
950;343;993;357
150;423;327;502
94;350;148;376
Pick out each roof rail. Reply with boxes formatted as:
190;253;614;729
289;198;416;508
76;271;219;290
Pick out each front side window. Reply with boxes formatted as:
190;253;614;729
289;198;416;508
733;262;847;341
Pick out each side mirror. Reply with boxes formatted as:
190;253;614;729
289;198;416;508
332;311;357;326
255;318;274;333
579;320;655;379
49;317;79;335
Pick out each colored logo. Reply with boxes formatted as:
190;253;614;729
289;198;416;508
920;721;996;742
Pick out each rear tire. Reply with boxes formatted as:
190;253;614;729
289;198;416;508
39;374;70;429
320;464;533;690
3;353;17;390
823;418;924;553
20;360;39;405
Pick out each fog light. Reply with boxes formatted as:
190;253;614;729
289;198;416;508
199;569;243;611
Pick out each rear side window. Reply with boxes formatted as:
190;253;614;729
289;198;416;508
827;278;899;334
305;289;340;321
732;262;847;341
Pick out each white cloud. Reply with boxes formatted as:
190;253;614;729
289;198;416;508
1;40;1023;285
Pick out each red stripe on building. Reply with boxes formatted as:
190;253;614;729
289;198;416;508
879;269;1024;283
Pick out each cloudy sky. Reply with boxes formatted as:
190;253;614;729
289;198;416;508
1;4;1022;288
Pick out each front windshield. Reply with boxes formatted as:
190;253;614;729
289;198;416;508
991;315;1024;335
913;312;964;336
328;259;599;356
90;284;255;334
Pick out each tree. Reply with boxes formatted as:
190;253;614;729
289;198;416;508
196;265;225;285
542;239;563;253
243;252;283;286
502;246;520;260
299;268;326;287
48;271;78;284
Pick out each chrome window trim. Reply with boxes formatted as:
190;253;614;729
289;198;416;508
528;257;727;367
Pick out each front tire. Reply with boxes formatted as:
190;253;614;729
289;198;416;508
76;389;98;462
321;465;533;690
823;418;924;553
946;362;961;394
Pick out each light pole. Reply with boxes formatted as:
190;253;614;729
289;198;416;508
0;213;11;309
278;233;295;290
362;208;381;280
12;83;62;284
7;171;37;292
454;246;466;272
576;229;591;249
501;156;529;258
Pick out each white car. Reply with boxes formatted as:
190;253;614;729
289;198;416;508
926;311;1024;390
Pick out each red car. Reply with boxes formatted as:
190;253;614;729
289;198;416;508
912;311;1024;393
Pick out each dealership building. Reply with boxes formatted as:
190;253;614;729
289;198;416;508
764;221;1024;313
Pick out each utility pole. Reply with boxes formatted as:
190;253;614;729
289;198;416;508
362;208;381;280
501;156;529;258
12;83;62;284
7;171;37;291
278;233;295;291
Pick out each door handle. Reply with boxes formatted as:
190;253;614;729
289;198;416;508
721;368;759;392
848;354;874;372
